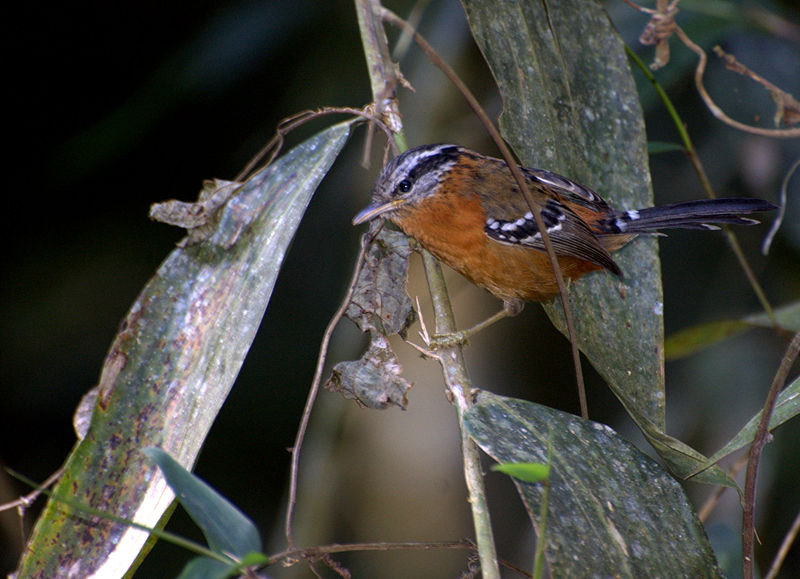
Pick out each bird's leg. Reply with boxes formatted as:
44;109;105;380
425;299;524;349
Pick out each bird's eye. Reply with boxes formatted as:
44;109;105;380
396;179;412;194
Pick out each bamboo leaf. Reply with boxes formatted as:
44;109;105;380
692;376;800;475
16;121;352;578
143;447;261;558
461;0;665;429
460;0;735;487
666;301;800;359
465;391;722;577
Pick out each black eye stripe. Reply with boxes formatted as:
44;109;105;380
382;145;462;198
406;145;461;181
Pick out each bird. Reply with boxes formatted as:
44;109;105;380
353;143;775;311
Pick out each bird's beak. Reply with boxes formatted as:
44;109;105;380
352;198;405;225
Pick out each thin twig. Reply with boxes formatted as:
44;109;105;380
762;158;798;256
235;106;394;182
764;506;800;579
712;45;800;128
419;252;501;579
624;0;800;136
673;26;800;138
357;1;505;575
742;331;800;579
1;466;65;552
276;539;473;557
284;234;373;548
267;538;532;577
622;0;680;69
355;0;404;144
0;467;64;513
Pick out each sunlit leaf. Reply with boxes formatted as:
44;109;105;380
17;121;352;578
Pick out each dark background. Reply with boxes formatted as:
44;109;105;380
2;1;799;577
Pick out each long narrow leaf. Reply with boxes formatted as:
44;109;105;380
692;376;800;475
462;0;664;432
143;447;261;558
665;300;800;359
16;122;352;578
460;0;735;487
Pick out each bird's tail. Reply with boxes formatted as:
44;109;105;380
598;198;776;234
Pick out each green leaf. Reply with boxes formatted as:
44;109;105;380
491;462;550;483
176;552;271;579
666;301;800;359
465;391;722;577
691;376;800;476
16;121;352;578
238;551;270;567
648;141;685;154
462;0;664;428
665;319;752;359
143;447;261;558
461;0;737;488
175;557;234;579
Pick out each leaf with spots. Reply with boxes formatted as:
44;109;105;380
464;391;722;577
17;121;352;578
460;0;736;488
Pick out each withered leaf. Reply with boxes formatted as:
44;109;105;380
73;386;99;440
149;179;241;246
346;228;415;337
324;333;411;410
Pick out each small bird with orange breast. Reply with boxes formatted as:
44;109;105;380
354;144;775;312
